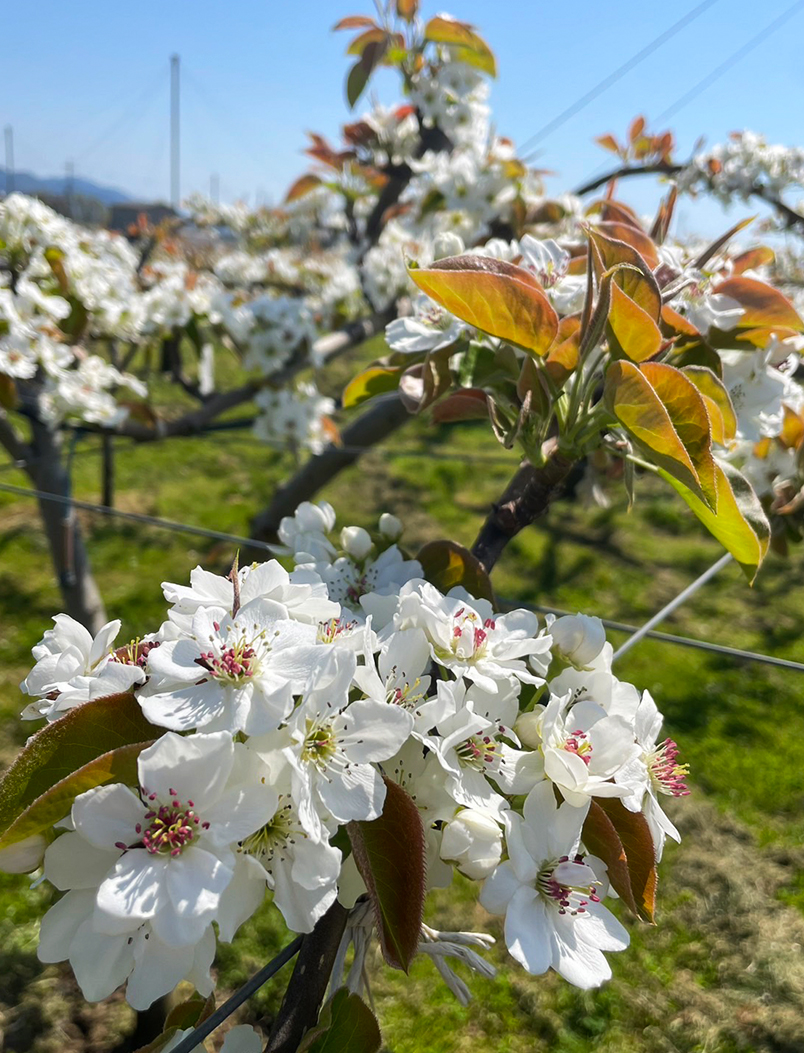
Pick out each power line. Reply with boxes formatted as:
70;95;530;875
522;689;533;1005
654;0;804;124
0;479;276;553
73;70;168;167
3;477;802;673
518;0;719;155
502;599;804;674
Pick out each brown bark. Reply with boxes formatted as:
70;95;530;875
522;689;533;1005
471;441;575;573
264;902;349;1053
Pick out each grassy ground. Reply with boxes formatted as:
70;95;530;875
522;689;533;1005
1;339;803;1052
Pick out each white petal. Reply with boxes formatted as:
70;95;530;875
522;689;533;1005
38;888;95;962
576;900;630;952
336;699;413;762
72;784;144;850
316;762;385;823
550;914;613;988
126;928;194;1010
504;885;552;975
138;731;234;809
138;682;228;733
216;854;268;942
166;846;233;919
203;785;278;848
96;851;167;920
478;860;522;916
44;832;120;890
69;918;135;1002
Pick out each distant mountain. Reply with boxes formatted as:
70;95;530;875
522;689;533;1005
1;168;132;205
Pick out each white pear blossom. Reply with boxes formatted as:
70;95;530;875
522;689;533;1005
480;782;629;987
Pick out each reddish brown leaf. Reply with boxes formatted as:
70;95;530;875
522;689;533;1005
595;798;658;923
347;779;426;972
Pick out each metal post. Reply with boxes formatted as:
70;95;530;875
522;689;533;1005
170;54;180;208
4;125;14;194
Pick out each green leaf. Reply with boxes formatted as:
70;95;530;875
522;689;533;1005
164;991;216;1031
604;360;710;507
588;227;661;319
299;988;382;1053
0;741;153;860
607;283;662;363
408;255;558;357
346;59;370;108
423;15;496;76
657;459;770;582
640;361;718;511
682;365;737;445
347;778;426;972
417;539;495;604
343;365;403;408
592;799;659;923
0;691;160;836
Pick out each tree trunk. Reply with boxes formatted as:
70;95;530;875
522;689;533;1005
28;421;107;633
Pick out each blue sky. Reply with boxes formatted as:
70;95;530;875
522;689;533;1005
3;0;804;236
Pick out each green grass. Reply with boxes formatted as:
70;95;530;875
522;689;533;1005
1;338;804;1052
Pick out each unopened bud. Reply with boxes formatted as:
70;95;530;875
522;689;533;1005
378;513;403;540
341;526;373;560
433;232;465;260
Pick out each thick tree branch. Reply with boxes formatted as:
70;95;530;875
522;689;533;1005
471;440;575;573
0;408;32;465
574;162;683;197
574;162;804;235
250;392;410;543
103;312;392;443
264;902;349;1053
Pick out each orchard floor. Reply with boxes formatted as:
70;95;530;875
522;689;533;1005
1;341;803;1053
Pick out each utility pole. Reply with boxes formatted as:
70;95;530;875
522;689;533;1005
65;161;74;217
210;173;219;205
4;125;14;195
170;53;180;209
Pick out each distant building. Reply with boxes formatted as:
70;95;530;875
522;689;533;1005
108;202;178;236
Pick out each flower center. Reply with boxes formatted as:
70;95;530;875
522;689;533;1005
241;801;302;864
197;635;258;684
537;855;600;916
388;674;427;710
112;638;160;668
647;739;690;796
317;617;358;644
563;729;593;765
302;718;337;769
447;608;496;660
127;788;209;857
456;733;499;770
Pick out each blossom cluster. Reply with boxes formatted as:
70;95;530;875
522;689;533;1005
9;502;688;1012
677;131;804;209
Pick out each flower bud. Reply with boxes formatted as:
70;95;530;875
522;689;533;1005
341;525;373;560
433;231;465;260
440;809;502;880
515;710;542;750
550;614;606;669
378;512;403;540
